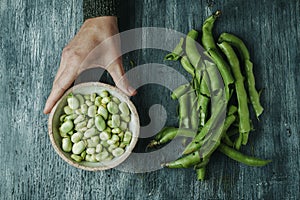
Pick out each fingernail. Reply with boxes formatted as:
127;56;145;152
128;86;137;96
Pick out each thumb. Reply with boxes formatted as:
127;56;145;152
107;60;137;96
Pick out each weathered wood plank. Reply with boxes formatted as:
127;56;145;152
0;0;299;199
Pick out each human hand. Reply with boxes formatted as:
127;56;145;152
44;16;136;114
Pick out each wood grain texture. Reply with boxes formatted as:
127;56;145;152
0;0;299;199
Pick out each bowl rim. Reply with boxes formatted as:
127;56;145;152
48;82;140;171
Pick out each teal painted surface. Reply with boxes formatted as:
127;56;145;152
0;0;299;199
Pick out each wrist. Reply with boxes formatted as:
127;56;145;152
83;16;119;38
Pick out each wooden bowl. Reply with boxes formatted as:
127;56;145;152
48;82;140;171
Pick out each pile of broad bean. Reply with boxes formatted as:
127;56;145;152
147;11;271;180
58;90;132;163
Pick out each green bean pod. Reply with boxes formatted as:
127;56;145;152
189;92;199;131
218;33;264;118
164;37;184;61
147;127;197;148
180;56;195;76
198;94;209;127
204;60;223;94
218;33;250;60
153;127;173;141
183;97;226;155
218;143;271;166
185;29;201;68
227;105;238;116
199;70;210;97
245;60;264;118
218;41;251;139
234;132;243;150
207;49;234;101
198;105;235;159
196;166;206;181
178;93;191;129
201;10;221;52
197;71;211;126
163;151;201;168
171;83;192;100
222;114;236;136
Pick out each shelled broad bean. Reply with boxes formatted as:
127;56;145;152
59;91;133;162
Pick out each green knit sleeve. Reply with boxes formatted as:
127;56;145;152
83;0;120;20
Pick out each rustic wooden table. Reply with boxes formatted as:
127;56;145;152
1;0;299;199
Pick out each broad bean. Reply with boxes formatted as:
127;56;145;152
107;102;119;114
100;140;109;148
64;106;73;115
60;114;67;122
75;121;87;131
120;114;130;123
74;109;82;115
101;97;111;104
100;90;109;98
74;115;85;124
87;118;94;129
81;150;86;159
97;105;108;119
71;132;83;143
86;147;96;154
99;131;111;141
112;148;125;157
94;96;102;106
111;115;121;128
75;94;84;105
95;144;103;153
67;96;79;110
90;93;96;102
86;138;98;148
80;104;88;114
95;115;106;131
71;154;83;162
123;131;132;144
112;97;121;104
85;154;97;162
72;141;86;154
60;120;74;134
87;105;97;118
65;113;78;121
85;100;93;107
112;128;121;134
120;122;127;131
111;135;120;142
119;102;130;115
62;137;72;152
84;94;90;100
84;127;98;138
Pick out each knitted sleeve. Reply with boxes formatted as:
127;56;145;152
83;0;120;20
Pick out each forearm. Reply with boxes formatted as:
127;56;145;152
83;0;120;20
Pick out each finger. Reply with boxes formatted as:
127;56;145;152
107;59;137;96
54;56;67;84
43;68;77;114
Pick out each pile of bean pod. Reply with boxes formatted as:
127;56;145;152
147;11;271;180
58;90;132;163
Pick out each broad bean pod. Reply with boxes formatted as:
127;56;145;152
218;33;264;118
164;37;184;61
218;143;271;166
